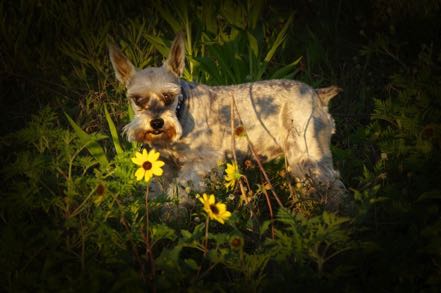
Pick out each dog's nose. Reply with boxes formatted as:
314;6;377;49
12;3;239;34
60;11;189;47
150;118;164;130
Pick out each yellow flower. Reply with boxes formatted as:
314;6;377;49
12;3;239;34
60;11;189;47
131;149;165;182
224;162;242;190
198;193;231;224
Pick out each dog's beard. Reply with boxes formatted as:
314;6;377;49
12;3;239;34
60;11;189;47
134;127;177;145
124;117;182;146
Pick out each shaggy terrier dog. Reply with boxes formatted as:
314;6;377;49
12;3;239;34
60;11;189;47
109;33;345;211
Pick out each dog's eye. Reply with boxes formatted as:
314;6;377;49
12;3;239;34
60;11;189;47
131;95;149;107
162;93;174;106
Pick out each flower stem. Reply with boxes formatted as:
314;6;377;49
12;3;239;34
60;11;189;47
115;198;145;281
204;217;209;256
145;184;150;253
230;94;250;205
145;184;156;292
231;95;283;208
261;184;275;239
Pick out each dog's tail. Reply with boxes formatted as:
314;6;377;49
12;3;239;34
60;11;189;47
315;86;342;106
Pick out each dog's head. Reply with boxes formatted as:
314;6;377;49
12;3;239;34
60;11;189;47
109;33;186;146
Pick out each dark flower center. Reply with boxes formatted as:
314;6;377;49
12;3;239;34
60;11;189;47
230;237;242;248
96;184;106;195
209;204;219;215
143;161;152;170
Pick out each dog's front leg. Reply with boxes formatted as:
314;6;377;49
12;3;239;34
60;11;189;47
164;163;206;215
178;162;209;190
162;162;207;222
168;156;218;204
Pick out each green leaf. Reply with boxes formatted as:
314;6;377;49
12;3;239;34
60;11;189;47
202;1;218;33
128;100;134;120
144;34;169;58
156;246;182;270
248;0;264;29
65;113;109;168
153;1;181;32
126;101;137;150
152;224;176;242
181;229;192;239
255;16;293;79
104;105;123;155
417;190;441;201
184;258;199;270
270;56;302;79
259;220;272;236
264;15;293;63
247;32;259;58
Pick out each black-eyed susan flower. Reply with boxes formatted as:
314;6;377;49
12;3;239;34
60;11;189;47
198;193;231;224
131;149;164;182
224;162;242;190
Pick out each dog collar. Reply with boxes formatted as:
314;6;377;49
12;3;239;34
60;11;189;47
176;80;192;120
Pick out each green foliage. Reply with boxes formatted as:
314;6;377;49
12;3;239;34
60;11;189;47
268;209;353;273
1;0;441;291
65;112;109;169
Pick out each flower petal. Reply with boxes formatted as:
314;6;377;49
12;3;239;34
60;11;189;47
204;206;212;216
132;156;144;165
152;166;163;176
214;216;225;224
144;170;153;182
138;149;149;161
148;149;160;161
216;202;227;213
135;151;144;160
208;194;215;205
135;168;145;181
222;211;232;219
155;160;165;168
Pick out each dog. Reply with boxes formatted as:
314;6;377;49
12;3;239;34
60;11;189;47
109;33;346;211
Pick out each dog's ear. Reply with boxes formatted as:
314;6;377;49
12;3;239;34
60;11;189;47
108;44;136;86
163;32;185;77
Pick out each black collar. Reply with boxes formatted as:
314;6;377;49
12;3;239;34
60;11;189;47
176;80;191;120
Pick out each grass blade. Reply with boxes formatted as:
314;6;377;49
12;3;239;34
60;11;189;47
104;105;123;155
127;102;137;149
264;15;293;63
270;56;302;79
65;113;109;168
